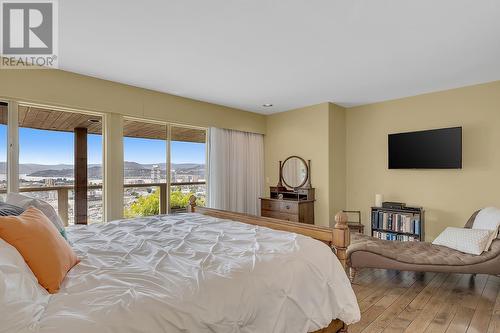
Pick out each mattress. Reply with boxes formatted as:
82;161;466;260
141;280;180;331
2;213;360;333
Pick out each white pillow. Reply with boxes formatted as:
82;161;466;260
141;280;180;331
472;207;500;250
6;192;66;239
432;227;492;255
0;238;49;332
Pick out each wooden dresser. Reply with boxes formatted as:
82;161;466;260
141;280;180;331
260;197;315;224
262;156;315;224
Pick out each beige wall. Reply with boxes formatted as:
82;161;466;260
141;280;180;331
0;69;266;133
265;102;346;227
265;103;331;226
329;103;347;219
3;69;499;235
346;81;500;241
0;68;265;222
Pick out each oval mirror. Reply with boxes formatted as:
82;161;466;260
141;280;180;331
281;156;308;188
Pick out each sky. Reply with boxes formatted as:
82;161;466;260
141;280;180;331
0;126;206;165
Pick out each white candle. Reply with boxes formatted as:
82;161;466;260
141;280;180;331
375;194;383;207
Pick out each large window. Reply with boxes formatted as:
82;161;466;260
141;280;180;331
0;102;8;200
170;125;206;212
122;120;207;217
1;103;207;222
87;133;103;223
18;105;103;225
123;119;167;217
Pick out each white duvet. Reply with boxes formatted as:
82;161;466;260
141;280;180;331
1;213;360;333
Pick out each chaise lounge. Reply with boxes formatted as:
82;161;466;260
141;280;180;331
347;211;500;281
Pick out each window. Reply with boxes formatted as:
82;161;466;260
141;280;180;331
88;133;103;223
122;120;207;217
0;102;8;201
18;105;103;225
170;125;206;212
123;119;167;217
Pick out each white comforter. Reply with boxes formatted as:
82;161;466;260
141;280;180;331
2;213;360;333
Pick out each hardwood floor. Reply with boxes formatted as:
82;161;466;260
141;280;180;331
349;269;500;333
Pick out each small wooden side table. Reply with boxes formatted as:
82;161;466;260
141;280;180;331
343;210;364;234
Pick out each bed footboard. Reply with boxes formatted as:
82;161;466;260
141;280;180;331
312;319;348;333
186;196;350;268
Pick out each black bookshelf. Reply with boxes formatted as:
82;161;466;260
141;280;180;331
371;206;424;242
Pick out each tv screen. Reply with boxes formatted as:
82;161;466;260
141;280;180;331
388;127;462;169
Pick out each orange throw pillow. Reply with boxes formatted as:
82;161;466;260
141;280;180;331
0;206;79;293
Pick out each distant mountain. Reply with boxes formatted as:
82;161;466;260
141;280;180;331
28;168;73;177
0;162;75;174
17;162;205;178
172;163;204;170
123;161;146;170
28;166;103;178
174;164;205;175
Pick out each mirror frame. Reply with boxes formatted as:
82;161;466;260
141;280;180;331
280;155;309;189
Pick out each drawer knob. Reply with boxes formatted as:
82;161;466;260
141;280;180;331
285;205;290;209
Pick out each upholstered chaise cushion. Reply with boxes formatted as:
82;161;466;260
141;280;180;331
349;233;500;267
348;210;500;275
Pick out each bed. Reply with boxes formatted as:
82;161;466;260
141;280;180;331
1;198;360;333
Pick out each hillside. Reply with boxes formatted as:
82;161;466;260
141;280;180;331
20;162;204;178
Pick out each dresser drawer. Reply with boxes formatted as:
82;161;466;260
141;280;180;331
277;212;299;222
261;209;280;219
261;199;281;211
280;201;298;214
261;210;298;222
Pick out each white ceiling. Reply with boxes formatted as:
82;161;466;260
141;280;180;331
60;0;500;114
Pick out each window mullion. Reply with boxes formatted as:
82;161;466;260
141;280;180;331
7;101;19;194
166;123;171;214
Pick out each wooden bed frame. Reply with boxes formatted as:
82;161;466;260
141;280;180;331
187;196;350;333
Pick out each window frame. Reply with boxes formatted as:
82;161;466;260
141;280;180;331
10;101;105;224
0;101;208;221
169;123;208;213
0;100;13;195
122;116;208;215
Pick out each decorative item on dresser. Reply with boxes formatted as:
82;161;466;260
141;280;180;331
260;155;315;224
371;203;425;242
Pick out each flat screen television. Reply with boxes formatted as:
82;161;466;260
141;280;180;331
388;127;462;169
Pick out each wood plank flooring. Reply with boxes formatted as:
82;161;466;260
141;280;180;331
350;269;500;333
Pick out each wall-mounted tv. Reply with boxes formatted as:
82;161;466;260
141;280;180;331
388;127;462;169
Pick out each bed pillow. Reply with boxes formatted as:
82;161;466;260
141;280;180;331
0;207;79;293
6;192;67;240
432;227;492;255
0;238;50;332
472;207;500;249
0;201;25;216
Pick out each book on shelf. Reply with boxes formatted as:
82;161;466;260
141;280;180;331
371;211;420;234
372;231;419;242
371;206;423;242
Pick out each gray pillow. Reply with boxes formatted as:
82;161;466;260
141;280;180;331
0;202;25;216
5;193;67;240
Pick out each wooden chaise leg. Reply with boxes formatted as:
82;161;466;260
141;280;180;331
339;322;348;332
349;267;356;283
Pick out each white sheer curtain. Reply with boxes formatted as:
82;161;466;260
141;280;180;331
208;127;264;215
